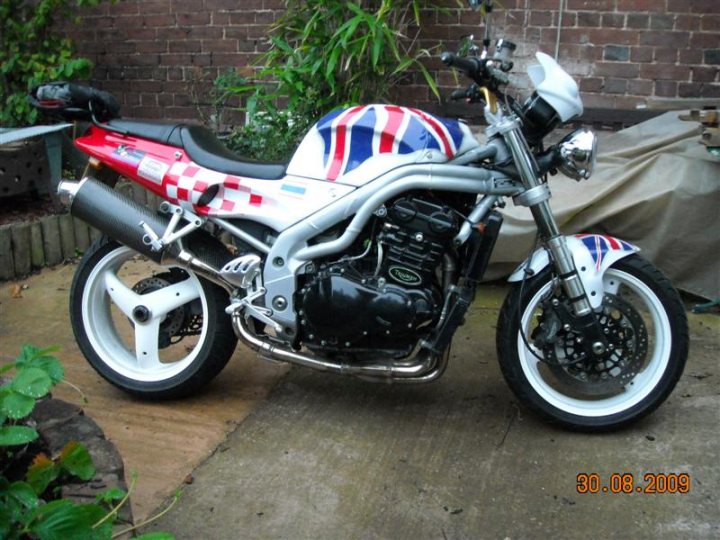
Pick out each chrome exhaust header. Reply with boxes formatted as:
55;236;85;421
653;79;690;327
232;313;448;383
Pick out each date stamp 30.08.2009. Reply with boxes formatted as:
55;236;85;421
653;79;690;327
576;473;691;494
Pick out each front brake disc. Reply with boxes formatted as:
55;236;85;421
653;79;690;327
545;294;649;396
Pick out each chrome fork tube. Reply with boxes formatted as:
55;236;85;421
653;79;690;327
500;121;593;317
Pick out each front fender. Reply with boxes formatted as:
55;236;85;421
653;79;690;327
508;234;639;309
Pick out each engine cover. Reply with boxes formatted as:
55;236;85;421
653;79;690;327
299;267;438;348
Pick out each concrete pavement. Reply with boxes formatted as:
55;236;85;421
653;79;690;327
145;287;719;539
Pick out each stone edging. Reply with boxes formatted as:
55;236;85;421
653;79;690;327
30;397;134;531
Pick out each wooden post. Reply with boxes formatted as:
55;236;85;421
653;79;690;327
0;225;16;280
73;217;91;253
41;215;63;266
11;223;32;277
58;213;76;260
89;227;102;243
30;222;45;269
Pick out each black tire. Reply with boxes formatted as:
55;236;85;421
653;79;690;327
496;254;688;431
70;237;237;399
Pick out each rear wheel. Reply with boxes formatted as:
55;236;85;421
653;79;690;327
496;254;688;431
70;238;237;399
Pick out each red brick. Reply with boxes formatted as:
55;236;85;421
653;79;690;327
567;0;614;9
576;12;600;28
602;13;625;28
617;0;666;12
679;49;703;64
654;80;677;97
593;61;640;78
692;66;719;83
580;77;603;92
690;32;720;49
169;40;201;53
700;15;720;31
603;78;628;94
201;40;238;53
530;11;553;27
673;14;700;31
639;31;690;48
631;46;653;62
626;14;649;29
142;14;176;27
627;79;653;95
640;63;691;81
654;48;678;63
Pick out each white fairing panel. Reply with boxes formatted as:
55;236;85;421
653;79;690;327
508;234;639;309
527;52;584;121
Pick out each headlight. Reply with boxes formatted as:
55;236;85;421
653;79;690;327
558;128;597;180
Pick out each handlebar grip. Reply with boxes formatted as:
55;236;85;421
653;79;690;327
440;52;481;77
450;88;468;101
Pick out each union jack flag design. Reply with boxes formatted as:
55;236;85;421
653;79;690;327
316;105;466;181
575;234;635;270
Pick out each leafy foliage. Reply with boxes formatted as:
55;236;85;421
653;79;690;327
223;0;454;161
0;0;109;127
0;345;175;539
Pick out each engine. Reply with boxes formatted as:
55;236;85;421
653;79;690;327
297;195;460;353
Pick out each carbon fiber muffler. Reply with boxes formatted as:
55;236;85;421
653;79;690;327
58;177;232;288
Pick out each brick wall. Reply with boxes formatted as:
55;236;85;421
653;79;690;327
61;0;720;124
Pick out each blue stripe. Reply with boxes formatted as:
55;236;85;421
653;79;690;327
281;184;306;195
344;107;376;175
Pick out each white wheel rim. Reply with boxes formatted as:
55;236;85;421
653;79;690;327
81;246;209;382
517;269;672;417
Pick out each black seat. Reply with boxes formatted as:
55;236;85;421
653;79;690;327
179;125;287;180
107;119;184;147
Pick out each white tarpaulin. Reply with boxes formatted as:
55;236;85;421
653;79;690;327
487;111;720;300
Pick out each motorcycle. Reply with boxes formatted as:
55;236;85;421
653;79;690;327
35;1;687;431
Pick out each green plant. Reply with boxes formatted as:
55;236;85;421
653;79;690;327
0;0;110;127
0;345;174;539
223;0;455;161
259;0;448;120
189;68;254;133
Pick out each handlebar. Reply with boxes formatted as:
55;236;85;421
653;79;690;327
440;52;482;78
441;51;509;88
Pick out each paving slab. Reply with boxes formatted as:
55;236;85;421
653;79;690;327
0;264;289;522
143;285;720;539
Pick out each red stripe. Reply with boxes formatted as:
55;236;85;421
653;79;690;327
380;106;406;153
327;106;364;181
603;235;620;250
249;194;262;207
409;108;453;156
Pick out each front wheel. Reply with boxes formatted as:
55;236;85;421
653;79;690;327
70;238;237;399
496;254;688;431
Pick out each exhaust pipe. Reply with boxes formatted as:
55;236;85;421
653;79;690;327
232;313;448;383
58;177;232;289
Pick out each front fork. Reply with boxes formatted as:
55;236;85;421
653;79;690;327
497;118;608;356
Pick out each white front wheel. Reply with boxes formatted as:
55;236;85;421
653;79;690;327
496;254;688;431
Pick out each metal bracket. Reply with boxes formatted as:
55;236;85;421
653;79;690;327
140;202;205;252
513;183;551;207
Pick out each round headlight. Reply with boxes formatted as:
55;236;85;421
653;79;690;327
558;128;598;180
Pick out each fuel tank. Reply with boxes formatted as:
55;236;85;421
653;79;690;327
286;104;480;185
